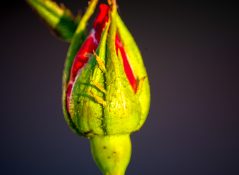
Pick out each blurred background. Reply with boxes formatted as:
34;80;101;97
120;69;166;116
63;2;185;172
0;0;238;174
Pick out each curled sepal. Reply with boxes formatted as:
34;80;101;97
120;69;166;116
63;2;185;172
26;0;78;41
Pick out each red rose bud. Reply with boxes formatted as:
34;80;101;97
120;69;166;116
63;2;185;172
63;3;150;136
62;2;150;175
29;0;151;174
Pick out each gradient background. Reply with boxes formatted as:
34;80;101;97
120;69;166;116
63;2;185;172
1;0;239;175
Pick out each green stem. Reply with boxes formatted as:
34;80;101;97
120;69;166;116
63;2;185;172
90;134;131;175
26;0;77;41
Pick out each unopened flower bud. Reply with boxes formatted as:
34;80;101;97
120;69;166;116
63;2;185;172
28;1;150;174
62;3;150;175
63;3;150;138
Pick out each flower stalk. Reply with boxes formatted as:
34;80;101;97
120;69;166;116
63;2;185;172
26;0;78;41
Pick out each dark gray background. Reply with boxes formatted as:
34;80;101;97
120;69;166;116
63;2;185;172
1;0;239;175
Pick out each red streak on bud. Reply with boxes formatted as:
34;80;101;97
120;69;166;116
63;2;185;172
115;34;137;92
70;36;97;82
94;4;109;41
66;4;109;112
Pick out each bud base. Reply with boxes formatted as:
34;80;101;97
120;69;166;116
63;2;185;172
90;134;131;175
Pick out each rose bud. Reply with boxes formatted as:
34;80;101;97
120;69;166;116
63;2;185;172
62;1;150;174
28;0;150;174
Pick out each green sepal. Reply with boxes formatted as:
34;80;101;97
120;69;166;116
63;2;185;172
26;0;78;42
103;9;141;135
70;21;110;136
116;13;150;130
62;0;99;135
